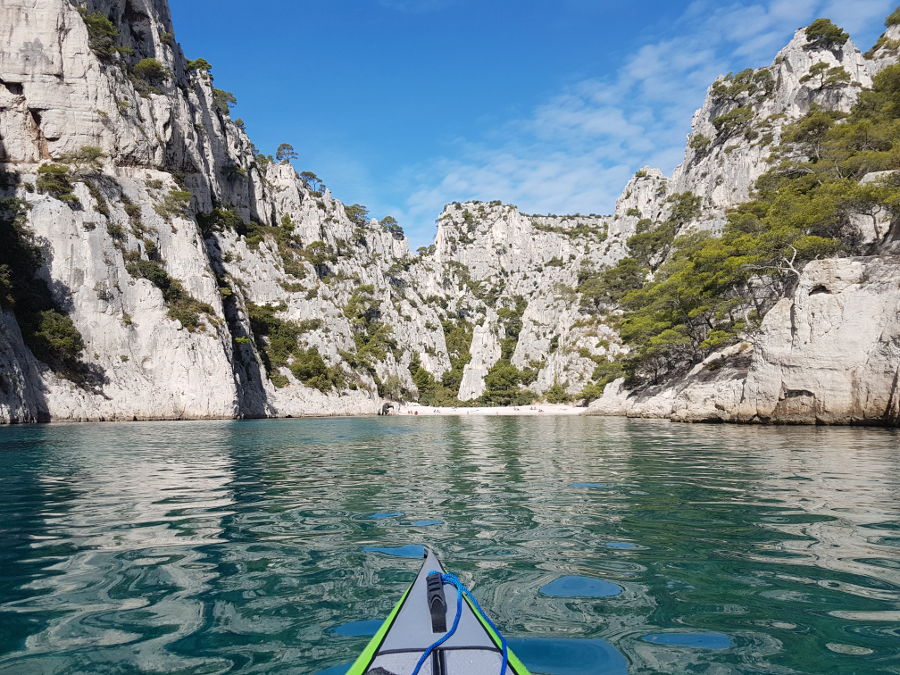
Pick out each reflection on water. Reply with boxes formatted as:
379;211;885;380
640;632;733;649
540;575;623;598
0;417;898;674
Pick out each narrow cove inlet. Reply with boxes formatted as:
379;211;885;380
0;417;898;673
2;0;900;673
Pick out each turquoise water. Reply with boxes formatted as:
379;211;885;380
0;416;898;674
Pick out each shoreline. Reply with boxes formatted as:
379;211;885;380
2;405;898;427
0;403;589;427
391;403;586;417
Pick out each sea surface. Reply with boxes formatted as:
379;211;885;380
0;416;898;674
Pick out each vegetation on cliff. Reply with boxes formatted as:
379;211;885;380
579;64;900;392
247;303;340;391
0;196;89;381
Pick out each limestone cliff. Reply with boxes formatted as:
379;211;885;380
590;255;900;426
585;23;900;426
1;1;898;425
0;0;442;421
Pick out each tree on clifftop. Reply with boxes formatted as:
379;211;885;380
276;143;298;162
805;18;849;50
300;171;322;192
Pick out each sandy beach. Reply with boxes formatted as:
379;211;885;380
392;403;587;416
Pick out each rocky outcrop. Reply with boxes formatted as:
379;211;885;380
589;256;900;425
866;24;900;75
734;256;900;425
0;0;440;421
420;202;616;399
640;28;872;234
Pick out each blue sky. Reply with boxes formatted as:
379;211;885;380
169;0;893;248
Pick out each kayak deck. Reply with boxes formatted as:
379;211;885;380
347;549;530;674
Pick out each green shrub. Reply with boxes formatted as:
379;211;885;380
126;259;213;331
1;199;39;309
480;359;533;406
304;240;337;277
689;133;711;151
544;381;571;404
275;143;298;162
667;191;702;224
36;164;77;203
299;171;322;191
0;201;35;303
59;145;105;167
478;298;533;405
342;286;395;371
106;223;126;242
345;203;370;226
866;33;900;58
127;259;171;290
577;361;626;402
288;347;344;392
270;372;290;388
122;199;143;233
441;319;473;392
710;68;775;103
186;57;212;73
496;296;526;360
801;62;851;88
154;188;192;219
222;163;247;180
199;207;308;278
133;58;168;84
712;106;753;136
888;8;900;26
26;310;85;367
167;295;214;332
213;89;236;115
578;257;647;311
0;199;87;378
410;360;442;405
248;303;336;388
380;215;404;237
79;9;118;59
143;238;158;259
197;206;244;234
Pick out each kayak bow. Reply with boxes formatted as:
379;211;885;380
347;548;530;675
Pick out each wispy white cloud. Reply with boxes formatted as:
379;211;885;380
392;1;892;247
821;0;893;33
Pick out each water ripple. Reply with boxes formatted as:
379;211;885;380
0;417;898;673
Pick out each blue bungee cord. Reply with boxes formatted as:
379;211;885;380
410;572;509;675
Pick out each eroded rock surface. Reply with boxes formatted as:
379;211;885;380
1;2;897;425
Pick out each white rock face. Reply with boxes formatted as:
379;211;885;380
734;257;900;425
589;257;900;425
866;24;900;75
420;202;617;399
458;317;501;401
664;29;873;229
583;25;900;426
0;0;436;421
1;1;898;425
0;311;47;423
